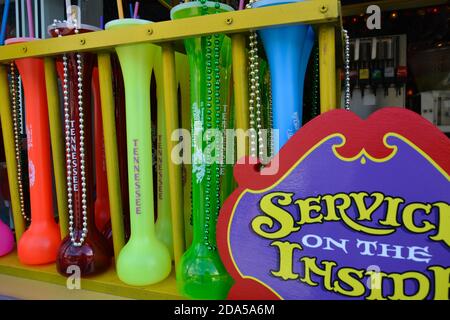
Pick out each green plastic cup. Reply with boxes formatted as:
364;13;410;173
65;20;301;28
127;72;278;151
171;1;234;300
105;18;171;286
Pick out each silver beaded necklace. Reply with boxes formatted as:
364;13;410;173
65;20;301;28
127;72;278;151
9;63;29;222
53;20;88;246
343;29;351;111
246;0;267;163
246;1;352;161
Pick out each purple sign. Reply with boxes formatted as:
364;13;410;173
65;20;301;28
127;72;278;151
218;109;450;300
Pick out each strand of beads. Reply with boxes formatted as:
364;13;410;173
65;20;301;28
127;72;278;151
200;0;213;250
267;75;273;160
59;27;75;245
199;0;223;251
57;20;89;247
212;0;222;246
75;23;89;246
9;62;29;222
246;0;265;162
343;29;351;111
311;42;320;118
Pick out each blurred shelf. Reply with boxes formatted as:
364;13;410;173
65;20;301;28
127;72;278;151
0;274;131;300
342;0;448;16
0;251;182;300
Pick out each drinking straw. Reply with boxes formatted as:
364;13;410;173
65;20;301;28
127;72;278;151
117;0;124;19
0;0;11;45
26;0;34;38
238;0;245;10
100;15;104;29
129;3;133;18
133;2;139;19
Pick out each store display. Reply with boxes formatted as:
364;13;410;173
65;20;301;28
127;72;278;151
0;0;447;301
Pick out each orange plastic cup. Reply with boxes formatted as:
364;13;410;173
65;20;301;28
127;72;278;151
6;37;61;265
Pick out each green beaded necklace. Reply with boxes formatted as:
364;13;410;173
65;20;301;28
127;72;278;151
200;0;222;250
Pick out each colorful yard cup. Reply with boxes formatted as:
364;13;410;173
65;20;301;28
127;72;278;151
252;0;314;151
6;37;61;265
171;1;234;299
106;18;171;286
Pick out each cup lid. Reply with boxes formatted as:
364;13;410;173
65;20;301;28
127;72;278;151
252;0;303;8
4;37;39;45
105;18;152;30
171;1;234;20
48;22;101;37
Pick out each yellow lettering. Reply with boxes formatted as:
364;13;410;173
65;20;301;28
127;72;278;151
350;192;384;221
429;202;450;247
379;196;404;227
252;192;300;239
299;257;336;291
295;196;323;225
333;268;366;297
403;203;435;234
322;193;351;222
365;270;389;300
270;241;302;280
387;271;430;300
428;266;450;300
340;210;395;236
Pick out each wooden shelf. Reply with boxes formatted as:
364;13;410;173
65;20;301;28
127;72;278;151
0;251;183;300
0;1;339;62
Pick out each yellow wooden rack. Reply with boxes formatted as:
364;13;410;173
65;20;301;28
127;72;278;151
0;0;342;299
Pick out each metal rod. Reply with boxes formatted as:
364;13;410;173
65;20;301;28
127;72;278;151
15;0;19;38
40;0;45;39
20;0;25;38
